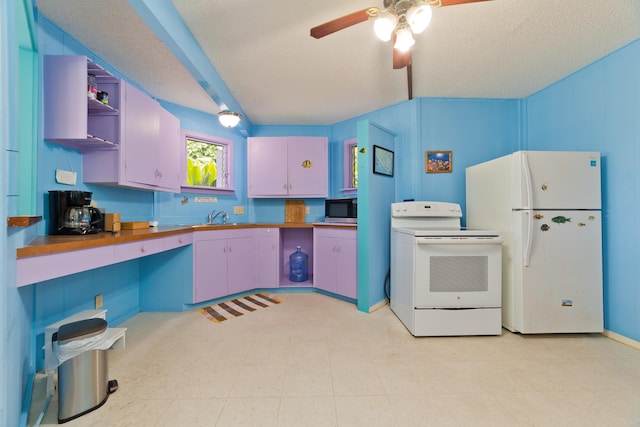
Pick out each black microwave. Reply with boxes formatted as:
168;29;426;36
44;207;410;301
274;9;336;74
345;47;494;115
325;198;357;223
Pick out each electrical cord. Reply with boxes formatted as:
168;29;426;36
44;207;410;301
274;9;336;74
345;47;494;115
384;267;391;301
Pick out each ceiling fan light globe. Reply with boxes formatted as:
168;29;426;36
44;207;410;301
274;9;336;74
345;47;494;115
374;13;398;42
407;4;432;34
217;111;242;128
394;27;415;52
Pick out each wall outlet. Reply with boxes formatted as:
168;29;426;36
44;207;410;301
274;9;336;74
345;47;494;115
305;206;311;214
194;196;218;203
95;294;103;309
233;206;245;215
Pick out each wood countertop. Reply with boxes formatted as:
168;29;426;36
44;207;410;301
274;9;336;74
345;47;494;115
16;223;323;258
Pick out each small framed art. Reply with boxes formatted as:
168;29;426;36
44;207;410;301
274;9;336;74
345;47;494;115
373;145;394;177
426;150;452;173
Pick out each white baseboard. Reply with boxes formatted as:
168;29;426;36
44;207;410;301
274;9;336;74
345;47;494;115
602;329;640;351
369;299;389;313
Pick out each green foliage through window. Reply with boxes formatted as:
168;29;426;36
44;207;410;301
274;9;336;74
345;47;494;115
186;138;225;188
351;144;358;188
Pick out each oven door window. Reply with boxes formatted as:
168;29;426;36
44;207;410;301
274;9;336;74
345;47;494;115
430;255;488;292
413;243;501;308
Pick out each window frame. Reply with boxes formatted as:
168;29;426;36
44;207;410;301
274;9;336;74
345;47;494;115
181;129;234;195
342;137;358;195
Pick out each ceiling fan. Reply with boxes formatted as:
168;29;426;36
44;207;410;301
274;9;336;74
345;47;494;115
310;0;490;99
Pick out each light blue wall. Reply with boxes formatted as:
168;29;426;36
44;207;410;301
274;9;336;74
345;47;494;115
525;39;640;341
3;1;39;425
3;3;640;425
417;98;521;222
332;99;520;308
356;121;398;310
154;101;248;225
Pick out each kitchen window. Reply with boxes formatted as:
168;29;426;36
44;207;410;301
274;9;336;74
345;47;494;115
182;130;234;194
343;137;358;194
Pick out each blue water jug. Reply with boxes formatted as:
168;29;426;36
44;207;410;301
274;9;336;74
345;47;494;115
289;246;309;282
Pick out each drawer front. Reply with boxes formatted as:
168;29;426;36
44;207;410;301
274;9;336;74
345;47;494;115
163;233;193;251
314;227;357;240
113;238;164;263
17;246;114;287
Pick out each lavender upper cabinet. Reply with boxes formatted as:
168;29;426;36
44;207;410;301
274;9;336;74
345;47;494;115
247;137;328;197
43;55;121;149
155;107;181;190
313;227;357;299
82;80;181;192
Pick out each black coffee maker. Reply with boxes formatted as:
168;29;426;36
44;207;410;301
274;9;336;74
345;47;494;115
49;190;103;235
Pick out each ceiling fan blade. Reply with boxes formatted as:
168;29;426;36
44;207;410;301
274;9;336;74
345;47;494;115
438;0;491;6
310;8;378;39
393;49;411;69
392;33;412;69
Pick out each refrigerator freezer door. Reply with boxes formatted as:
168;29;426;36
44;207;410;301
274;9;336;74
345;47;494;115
512;210;603;333
514;151;601;210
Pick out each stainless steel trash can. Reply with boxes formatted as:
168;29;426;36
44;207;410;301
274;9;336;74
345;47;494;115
53;318;118;423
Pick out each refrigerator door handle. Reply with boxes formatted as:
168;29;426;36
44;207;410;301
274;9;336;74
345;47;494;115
522;153;533;210
523;210;532;267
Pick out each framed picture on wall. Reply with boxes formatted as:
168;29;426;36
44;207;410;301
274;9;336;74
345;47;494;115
373;145;394;177
426;150;452;173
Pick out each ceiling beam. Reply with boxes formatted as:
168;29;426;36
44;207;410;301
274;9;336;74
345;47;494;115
127;0;250;135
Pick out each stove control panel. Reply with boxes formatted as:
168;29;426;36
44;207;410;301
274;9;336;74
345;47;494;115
391;201;462;218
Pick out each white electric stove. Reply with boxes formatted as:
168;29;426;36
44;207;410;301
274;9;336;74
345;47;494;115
390;201;503;336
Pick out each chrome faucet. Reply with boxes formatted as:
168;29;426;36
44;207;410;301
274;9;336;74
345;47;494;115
208;210;229;224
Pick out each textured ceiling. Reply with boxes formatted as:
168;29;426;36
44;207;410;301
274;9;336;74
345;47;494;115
37;0;640;127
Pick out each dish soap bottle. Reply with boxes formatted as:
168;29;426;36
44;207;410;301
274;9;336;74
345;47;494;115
289;246;309;282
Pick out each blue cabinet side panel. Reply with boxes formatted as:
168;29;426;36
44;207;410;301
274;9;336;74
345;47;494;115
140;246;194;311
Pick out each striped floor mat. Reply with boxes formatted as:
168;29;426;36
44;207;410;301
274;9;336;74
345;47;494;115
199;293;282;323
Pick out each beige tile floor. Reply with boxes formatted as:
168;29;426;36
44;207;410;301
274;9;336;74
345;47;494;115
29;292;640;426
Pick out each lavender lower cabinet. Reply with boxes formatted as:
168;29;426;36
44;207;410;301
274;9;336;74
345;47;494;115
313;227;357;299
254;229;279;288
192;230;255;303
226;236;255;295
193;238;228;302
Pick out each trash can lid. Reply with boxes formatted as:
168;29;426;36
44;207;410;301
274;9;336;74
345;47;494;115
54;318;107;342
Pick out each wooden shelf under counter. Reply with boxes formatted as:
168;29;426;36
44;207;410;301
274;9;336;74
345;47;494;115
7;216;42;227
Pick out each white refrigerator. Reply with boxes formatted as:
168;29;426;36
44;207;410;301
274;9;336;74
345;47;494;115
466;151;603;334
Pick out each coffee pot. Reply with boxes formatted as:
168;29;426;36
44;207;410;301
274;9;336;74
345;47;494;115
63;206;102;230
49;190;103;235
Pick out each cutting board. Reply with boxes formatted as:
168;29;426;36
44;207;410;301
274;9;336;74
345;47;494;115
121;221;149;230
285;200;305;223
